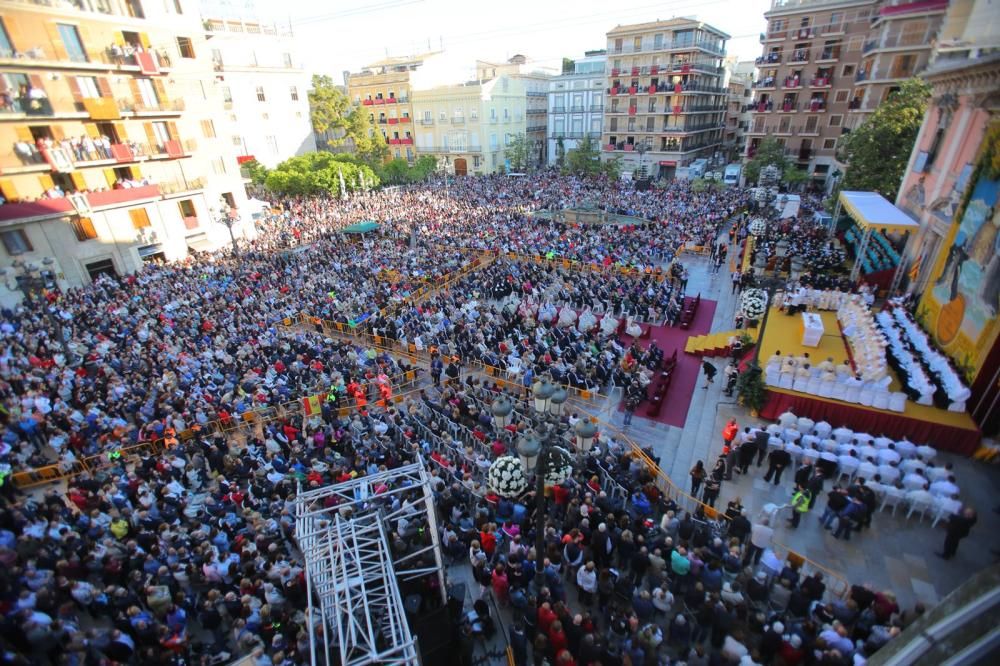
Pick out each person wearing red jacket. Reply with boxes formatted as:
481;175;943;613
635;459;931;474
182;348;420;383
548;620;568;655
537;602;557;635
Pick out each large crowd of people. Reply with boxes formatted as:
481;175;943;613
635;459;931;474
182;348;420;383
0;172;939;666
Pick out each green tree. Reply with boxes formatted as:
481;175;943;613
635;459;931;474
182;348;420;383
744;138;789;185
506;132;530;171
837;78;931;201
555;136;566;167
353;125;390;165
308;74;353;149
562;57;575;74
783;166;810;189
262;152;380;197
240;158;269;186
563;135;602;176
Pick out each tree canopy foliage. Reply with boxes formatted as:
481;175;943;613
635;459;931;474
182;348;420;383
263;152;380;196
743;138;812;189
562;135;620;179
836;78;931;201
505;133;531;172
308;74;389;164
376;156;438;184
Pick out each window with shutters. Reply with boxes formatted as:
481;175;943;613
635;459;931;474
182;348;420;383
57;24;88;63
1;229;33;255
256;86;266;102
71;216;98;241
178;199;198;229
200;119;216;138
129;208;151;229
76;76;101;99
136;78;158;108
176;37;195;59
0;19;13;58
290;86;299;101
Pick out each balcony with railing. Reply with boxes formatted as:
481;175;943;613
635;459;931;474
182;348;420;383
756;52;783;65
816;47;841;62
809;75;833;88
790;49;810;63
117;98;185;115
451;116;465;124
753;77;777;90
783;75;802;89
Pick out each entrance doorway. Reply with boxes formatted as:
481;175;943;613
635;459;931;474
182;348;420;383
453;158;467;176
85;258;118;282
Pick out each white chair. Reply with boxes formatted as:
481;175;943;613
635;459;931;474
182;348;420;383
818;382;835;398
830;383;848;401
854;433;874;448
768;436;784;453
837;458;859;484
778;412;798;429
931;497;961;528
779;373;794;389
859;389;875;406
821;439;839;454
832;428;854;445
873;436;894;450
766;368;780;386
806;378;822;395
888;392;907;413
797;417;815;433
879;487;905;516
802;447;820;466
916;445;937;462
793;376;809;392
906;495;935;521
814;421;832;439
845;385;862;403
766;424;784;438
872;392;890;410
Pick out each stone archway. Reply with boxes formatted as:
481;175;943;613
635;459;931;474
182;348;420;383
454;158;468;176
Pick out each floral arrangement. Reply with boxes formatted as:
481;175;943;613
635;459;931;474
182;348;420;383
488;456;528;497
748;218;768;237
543;447;574;486
741;288;768;320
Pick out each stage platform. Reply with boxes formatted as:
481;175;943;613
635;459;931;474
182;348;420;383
754;307;981;454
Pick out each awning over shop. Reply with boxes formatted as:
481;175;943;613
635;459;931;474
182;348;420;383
838;190;920;234
186;236;218;253
341;221;379;234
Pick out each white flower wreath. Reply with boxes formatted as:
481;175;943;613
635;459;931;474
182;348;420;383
741;288;768;320
748;218;767;237
488;456;528;497
543;447;574;486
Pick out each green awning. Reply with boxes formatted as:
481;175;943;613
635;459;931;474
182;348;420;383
341;221;379;234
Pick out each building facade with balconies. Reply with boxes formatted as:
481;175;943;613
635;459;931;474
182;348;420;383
600;18;729;180
724;59;755;162
546;50;606;167
0;0;249;303
410;75;526;175
202;15;315;168
849;0;948;129
746;0;948;188
476;55;555;167
346;53;441;163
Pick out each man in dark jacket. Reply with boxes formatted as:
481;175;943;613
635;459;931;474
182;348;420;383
938;506;977;560
764;445;792;485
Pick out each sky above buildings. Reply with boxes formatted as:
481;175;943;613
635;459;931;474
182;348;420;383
260;0;771;78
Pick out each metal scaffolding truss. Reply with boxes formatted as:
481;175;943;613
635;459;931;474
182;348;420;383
295;458;446;666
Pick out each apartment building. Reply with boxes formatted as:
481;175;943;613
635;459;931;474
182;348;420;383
203;15;315;167
476;55;555;167
410;75;526;175
546;50;606;167
600;19;729;180
346;53;439;163
850;0;948;129
0;0;250;305
746;0;948;187
724;60;754;162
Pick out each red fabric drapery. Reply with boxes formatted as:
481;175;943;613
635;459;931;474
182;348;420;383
760;390;981;455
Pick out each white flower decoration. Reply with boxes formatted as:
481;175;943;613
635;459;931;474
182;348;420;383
488;456;528;497
740;288;768;320
748;218;767;237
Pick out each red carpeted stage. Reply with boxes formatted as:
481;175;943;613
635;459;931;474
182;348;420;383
760;389;981;455
617;298;718;428
755;307;982;455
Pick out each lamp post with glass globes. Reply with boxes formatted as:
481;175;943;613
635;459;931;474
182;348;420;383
213;198;240;255
488;380;598;590
746;218;787;367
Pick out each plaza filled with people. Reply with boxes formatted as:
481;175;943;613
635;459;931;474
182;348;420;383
0;172;978;666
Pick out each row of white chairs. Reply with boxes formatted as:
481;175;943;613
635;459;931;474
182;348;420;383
766;369;907;412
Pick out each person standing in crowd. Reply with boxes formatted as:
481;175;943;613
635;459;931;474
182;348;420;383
939;506;978;560
701;360;717;389
690;460;707;497
788;483;812;529
764;443;791;485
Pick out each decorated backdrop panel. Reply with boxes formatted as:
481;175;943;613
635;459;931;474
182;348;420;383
919;122;1000;383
